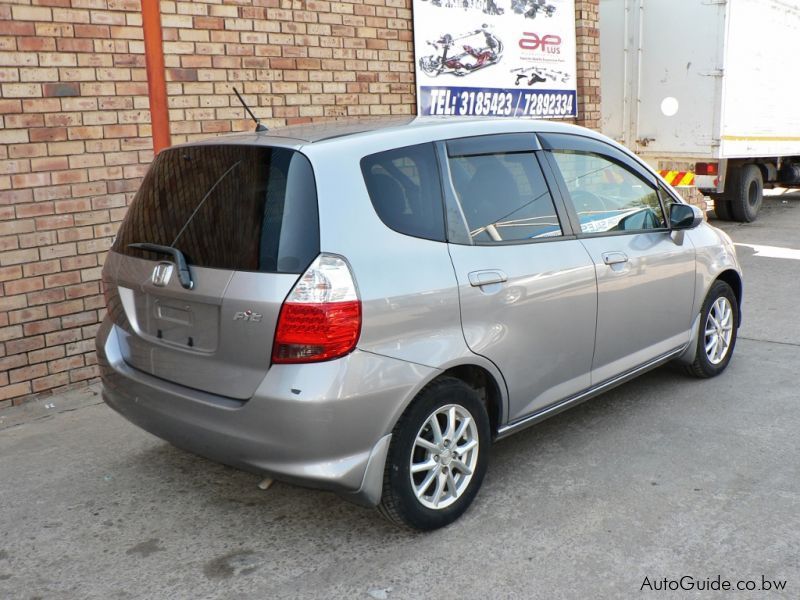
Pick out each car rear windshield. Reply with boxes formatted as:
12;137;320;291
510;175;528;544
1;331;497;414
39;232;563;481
113;145;319;274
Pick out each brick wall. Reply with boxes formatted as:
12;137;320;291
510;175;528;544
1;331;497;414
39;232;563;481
575;0;601;130
0;0;601;407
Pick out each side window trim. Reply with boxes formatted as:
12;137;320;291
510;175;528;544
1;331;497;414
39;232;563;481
534;150;579;237
435;141;473;245
446;132;541;158
537;132;659;187
540;149;584;236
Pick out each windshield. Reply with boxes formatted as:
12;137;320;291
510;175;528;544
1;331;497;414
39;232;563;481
113;145;319;274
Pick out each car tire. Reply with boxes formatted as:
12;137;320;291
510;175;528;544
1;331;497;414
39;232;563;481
712;197;733;221
686;280;739;378
728;164;763;222
378;377;490;531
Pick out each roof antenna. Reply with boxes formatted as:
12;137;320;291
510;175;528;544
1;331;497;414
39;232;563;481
232;87;268;132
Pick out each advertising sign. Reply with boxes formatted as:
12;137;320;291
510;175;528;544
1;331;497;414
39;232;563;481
413;0;577;118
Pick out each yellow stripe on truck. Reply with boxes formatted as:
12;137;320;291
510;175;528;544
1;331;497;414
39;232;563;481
660;170;678;184
658;170;696;187
721;134;800;142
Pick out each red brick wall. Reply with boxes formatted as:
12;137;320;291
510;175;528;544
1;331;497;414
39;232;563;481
0;0;600;407
575;0;601;130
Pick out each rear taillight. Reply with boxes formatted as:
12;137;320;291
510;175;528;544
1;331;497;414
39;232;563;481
272;254;361;364
695;162;718;175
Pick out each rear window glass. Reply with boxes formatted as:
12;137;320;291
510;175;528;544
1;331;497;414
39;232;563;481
360;143;446;242
113;145;319;274
447;151;562;243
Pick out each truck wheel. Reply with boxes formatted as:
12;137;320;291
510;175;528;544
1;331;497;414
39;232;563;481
728;165;763;222
712;198;732;221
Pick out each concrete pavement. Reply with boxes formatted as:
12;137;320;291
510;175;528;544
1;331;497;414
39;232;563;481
1;195;798;599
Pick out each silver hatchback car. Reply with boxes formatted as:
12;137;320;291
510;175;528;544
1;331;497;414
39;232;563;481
97;117;742;530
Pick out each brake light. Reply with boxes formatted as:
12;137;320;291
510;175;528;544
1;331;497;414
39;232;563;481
695;162;718;175
272;254;361;364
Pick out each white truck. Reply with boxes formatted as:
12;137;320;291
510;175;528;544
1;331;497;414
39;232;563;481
599;0;800;221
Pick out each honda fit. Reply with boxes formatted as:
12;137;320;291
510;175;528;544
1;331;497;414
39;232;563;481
97;117;742;530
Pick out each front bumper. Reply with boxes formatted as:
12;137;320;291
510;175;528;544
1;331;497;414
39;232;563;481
96;317;436;506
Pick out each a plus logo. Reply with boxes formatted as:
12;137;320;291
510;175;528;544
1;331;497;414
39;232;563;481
519;33;562;53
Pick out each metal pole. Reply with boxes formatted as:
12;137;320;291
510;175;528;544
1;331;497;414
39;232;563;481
141;0;171;154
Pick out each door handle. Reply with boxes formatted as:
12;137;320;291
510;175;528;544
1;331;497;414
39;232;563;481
468;270;508;287
602;251;629;266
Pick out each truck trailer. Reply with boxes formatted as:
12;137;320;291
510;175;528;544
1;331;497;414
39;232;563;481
599;0;800;221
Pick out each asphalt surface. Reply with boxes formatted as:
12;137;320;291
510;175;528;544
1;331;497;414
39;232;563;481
1;194;799;599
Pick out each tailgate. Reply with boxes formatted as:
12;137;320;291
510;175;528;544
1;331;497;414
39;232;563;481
104;143;319;399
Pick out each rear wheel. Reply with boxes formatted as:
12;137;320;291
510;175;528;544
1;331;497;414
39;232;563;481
728;164;763;222
686;280;738;378
378;377;490;530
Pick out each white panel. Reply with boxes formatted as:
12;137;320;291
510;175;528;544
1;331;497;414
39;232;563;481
720;0;800;158
632;0;727;157
599;0;627;142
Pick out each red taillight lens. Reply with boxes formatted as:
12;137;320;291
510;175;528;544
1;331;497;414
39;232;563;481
273;253;361;364
272;300;361;364
695;162;718;175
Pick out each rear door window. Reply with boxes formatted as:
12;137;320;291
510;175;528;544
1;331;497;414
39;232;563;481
445;142;563;243
360;143;446;242
113;145;319;274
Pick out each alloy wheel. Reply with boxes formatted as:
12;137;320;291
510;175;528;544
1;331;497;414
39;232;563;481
704;296;734;365
409;404;480;510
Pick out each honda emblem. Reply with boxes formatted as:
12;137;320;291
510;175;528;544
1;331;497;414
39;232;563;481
151;262;174;287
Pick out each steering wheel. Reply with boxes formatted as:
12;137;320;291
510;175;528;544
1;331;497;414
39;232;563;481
569;189;609;213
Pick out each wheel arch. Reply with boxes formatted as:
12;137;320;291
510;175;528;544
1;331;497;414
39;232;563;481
389;359;509;441
715;268;743;325
439;364;504;438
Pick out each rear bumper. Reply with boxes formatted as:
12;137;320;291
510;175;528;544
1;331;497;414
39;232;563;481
96;317;436;506
695;174;719;191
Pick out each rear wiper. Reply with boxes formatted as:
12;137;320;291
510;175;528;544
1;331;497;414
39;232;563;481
128;243;194;290
170;161;241;247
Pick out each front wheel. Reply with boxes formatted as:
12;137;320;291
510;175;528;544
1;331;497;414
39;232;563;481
378;377;490;530
686;280;738;378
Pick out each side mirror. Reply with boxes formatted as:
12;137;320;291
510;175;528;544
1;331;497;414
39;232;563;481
669;203;703;230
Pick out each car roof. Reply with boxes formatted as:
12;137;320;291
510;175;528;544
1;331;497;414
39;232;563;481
183;116;607;150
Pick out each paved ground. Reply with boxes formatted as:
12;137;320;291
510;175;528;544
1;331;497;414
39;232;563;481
1;195;799;600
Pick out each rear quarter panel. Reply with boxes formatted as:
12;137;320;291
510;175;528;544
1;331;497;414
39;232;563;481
306;140;464;364
305;137;510;423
